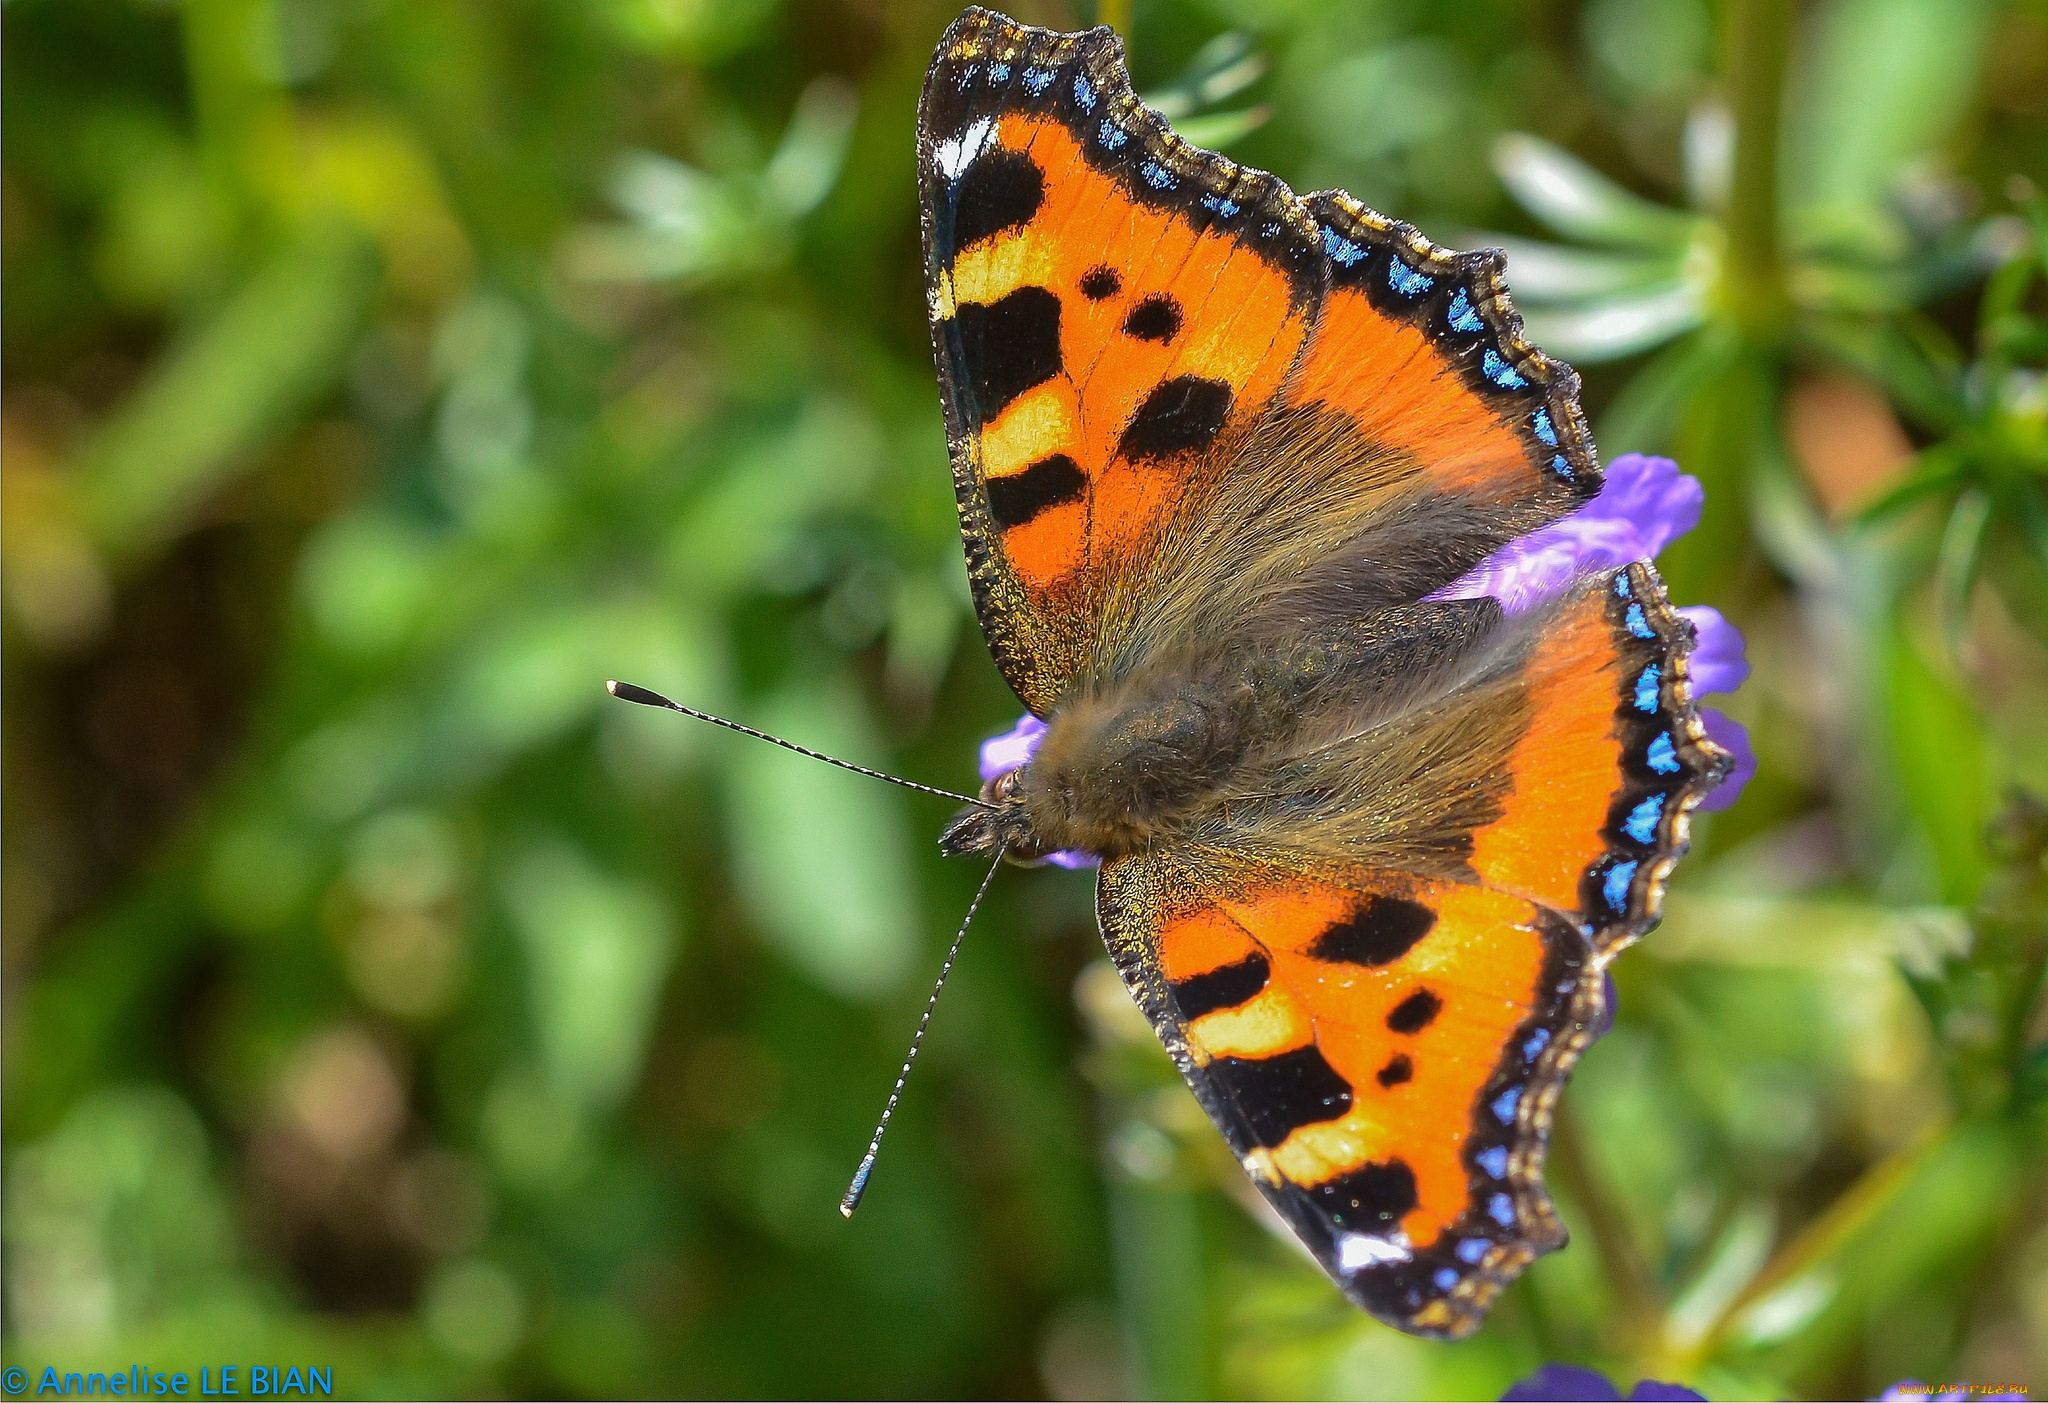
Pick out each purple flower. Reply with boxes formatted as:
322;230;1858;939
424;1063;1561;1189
979;713;1049;784
977;715;1098;869
1432;454;1702;617
974;454;1752;860
1696;708;1755;813
1501;1364;1707;1401
1678;605;1752;813
1680;606;1749;697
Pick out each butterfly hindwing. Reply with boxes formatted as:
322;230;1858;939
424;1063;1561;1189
1461;562;1730;949
1097;852;1599;1339
1091;563;1727;1336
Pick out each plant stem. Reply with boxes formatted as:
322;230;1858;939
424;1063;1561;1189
1691;1118;1952;1360
1549;1103;1663;1345
1099;0;1133;45
1720;0;1793;346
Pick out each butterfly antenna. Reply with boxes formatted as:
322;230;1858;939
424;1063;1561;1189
606;680;993;808
839;844;1007;1218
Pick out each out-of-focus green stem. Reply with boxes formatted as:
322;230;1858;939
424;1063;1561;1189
1099;0;1133;44
1687;1118;1951;1363
1549;1104;1662;1344
1720;0;1793;346
182;0;286;233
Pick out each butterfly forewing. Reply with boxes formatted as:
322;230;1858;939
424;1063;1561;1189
921;11;1323;711
921;9;1604;713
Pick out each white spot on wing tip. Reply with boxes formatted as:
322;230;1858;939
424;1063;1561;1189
935;117;996;182
1336;1232;1411;1274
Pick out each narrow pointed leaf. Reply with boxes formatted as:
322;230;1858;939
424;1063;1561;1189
1492;133;1699;248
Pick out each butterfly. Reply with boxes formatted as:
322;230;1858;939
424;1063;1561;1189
916;10;1732;1339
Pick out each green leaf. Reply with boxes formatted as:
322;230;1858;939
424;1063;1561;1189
1884;609;1990;905
1516;282;1706;362
1491;133;1700;249
724;677;922;1002
764;78;859;219
1595;327;1740;457
1798;315;1965;436
436;594;717;782
1851;446;1964;525
666;395;883;599
1790;0;1993;215
1142;31;1266;120
500;838;679;1114
1737;1121;2020;1375
69;222;380;564
1166;107;1269;152
1933;488;1992;646
1487;235;1688;301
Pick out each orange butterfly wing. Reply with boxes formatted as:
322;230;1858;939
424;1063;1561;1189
1283;191;1595;537
1464;564;1728;950
920;10;1599;715
921;13;1319;712
1095;565;1728;1337
1100;855;1595;1337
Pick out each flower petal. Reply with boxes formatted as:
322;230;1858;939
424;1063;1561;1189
1624;1383;1709;1402
1590;453;1704;555
1679;606;1749;697
1696;708;1755;812
979;714;1047;783
1501;1364;1625;1402
1432;454;1703;615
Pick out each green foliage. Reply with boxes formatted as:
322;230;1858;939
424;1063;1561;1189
3;0;2044;1399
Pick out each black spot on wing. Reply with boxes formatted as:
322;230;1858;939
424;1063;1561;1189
1169;952;1269;1022
1308;896;1436;967
1375;1054;1413;1088
1117;375;1232;460
1386;988;1441;1035
949;286;1062;422
1306;1159;1418;1234
1080;265;1121;300
1212;1044;1353;1149
951;149;1044;250
986;454;1086;530
1121;293;1181;343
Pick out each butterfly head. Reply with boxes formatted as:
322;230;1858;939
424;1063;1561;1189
938;766;1061;865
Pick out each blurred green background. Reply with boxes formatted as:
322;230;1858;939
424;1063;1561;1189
4;0;2046;1397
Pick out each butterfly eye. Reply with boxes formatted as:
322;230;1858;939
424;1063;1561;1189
993;770;1019;801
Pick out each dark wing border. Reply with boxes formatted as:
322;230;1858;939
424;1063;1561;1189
1578;560;1734;955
